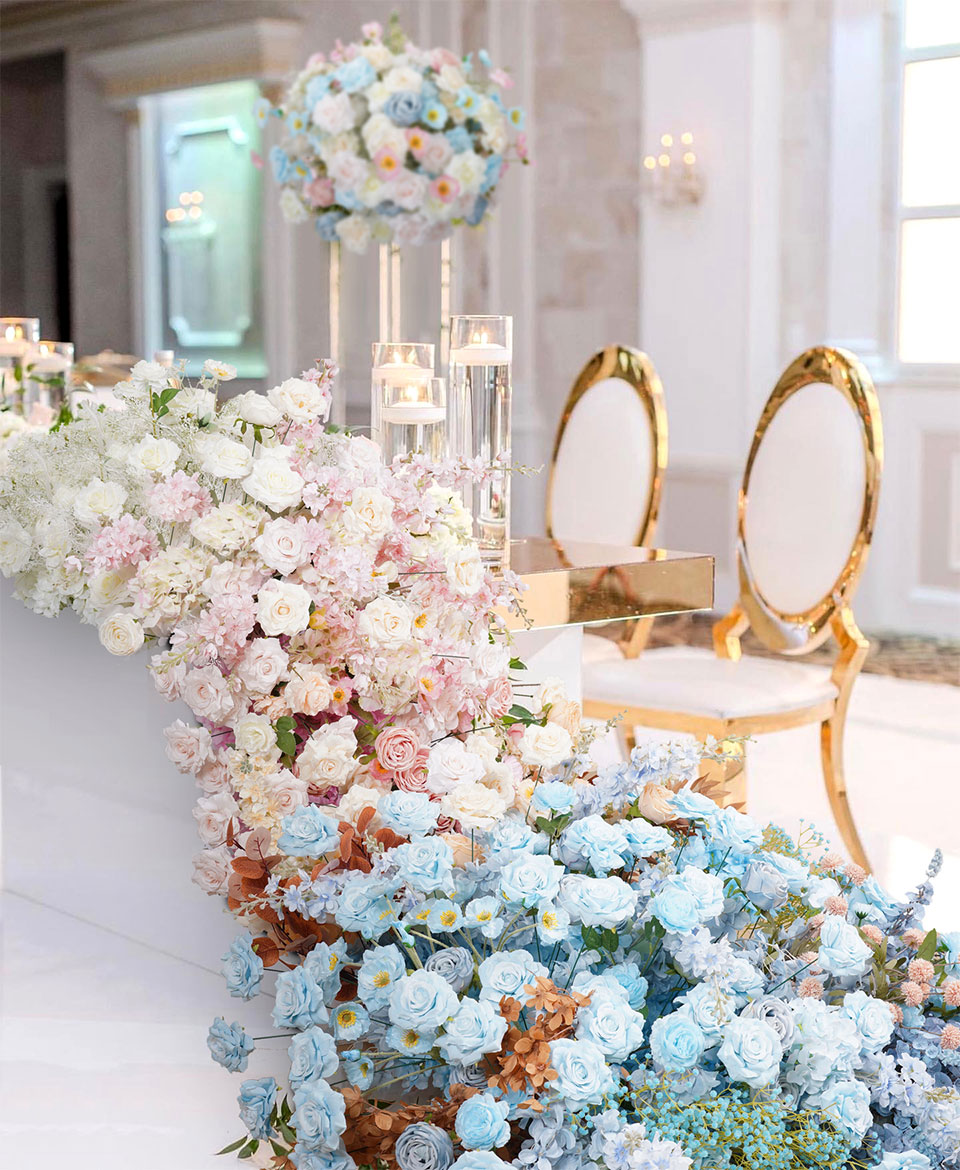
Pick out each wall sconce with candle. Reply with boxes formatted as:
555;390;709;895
642;132;705;206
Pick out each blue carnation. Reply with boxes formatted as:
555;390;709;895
333;56;376;94
384;91;422;126
305;75;331;107
207;1017;254;1072
237;1076;276;1139
278;804;339;857
455;1093;511;1150
221;932;264;1000
379;791;440;838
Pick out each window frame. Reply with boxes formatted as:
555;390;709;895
889;9;960;381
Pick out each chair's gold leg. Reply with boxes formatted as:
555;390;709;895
617;722;636;760
820;715;870;872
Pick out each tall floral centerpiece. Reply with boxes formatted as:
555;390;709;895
0;358;958;1169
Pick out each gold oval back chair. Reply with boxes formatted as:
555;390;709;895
546;345;668;663
582;346;883;870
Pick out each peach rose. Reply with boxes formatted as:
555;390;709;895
485;677;513;718
394;750;430;793
376;726;421;773
285;668;333;716
638;781;677;824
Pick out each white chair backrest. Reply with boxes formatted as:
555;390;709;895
738;347;882;649
547;348;666;548
744;382;865;614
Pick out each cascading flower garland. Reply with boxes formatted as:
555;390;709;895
263;18;528;253
0;358;958;1170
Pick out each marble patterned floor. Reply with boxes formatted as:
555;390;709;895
2;669;958;1165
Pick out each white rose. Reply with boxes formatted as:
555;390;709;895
164;718;212;774
448;150;485;195
436;63;465;93
193;792;238;846
518;723;573;769
190;502;260;552
254;518;309;574
312;91;356;134
242;449;305;512
364;80;391;112
336;213;373;254
336;783;382;828
191;845;232;894
392;170;428;211
267;769;309;817
538;677;568;711
280;188;309;224
357;595;412;647
341;486;394;544
285;668;333;716
337;435;382;474
358;173;390;210
256;581;311;636
441;781;507;831
327;150;370;191
98;610;144;656
236;638;288;693
200;434;253;480
426;738;486;794
445;547;484;597
129;359;172;392
127;435;180;478
297;717;358;787
383;65;422;93
171;385;215;417
182;664;237;723
362;112;408;156
267;377;330;422
74;478;127;526
0;520;31;575
361;43;394;71
233;712;278;756
234;391;282;427
474;642;510;680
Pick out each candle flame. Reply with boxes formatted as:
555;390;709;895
4;326;14;343
471;330;489;345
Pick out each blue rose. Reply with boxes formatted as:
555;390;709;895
291;1151;356;1170
842;989;894;1052
425;946;475;993
561;815;631;875
455;1093;511;1150
238;1076;276;1139
819;1078;872;1138
222;932;264;1000
358;943;408;1007
396;1122;454;1170
575;990;646;1061
384;91;422;126
650;1011;706;1072
669;789;718;821
315;211;346;241
547;1038;615;1106
446;127;471;153
273;965;329;1030
379;791;439;838
717;1017;781;1087
278;804;339;857
741;861;789;911
333;56;376;94
207;1017;254;1072
451;1155;509;1170
650;869;724;933
293;1079;348;1152
477;950;548;1004
558;874;637;927
530;780;575;815
388;969;459;1031
289;1026;339;1087
498;853;563;907
437;998;507;1065
607;961;648;1010
394;837;454;894
621;819;671;859
818;917;872;979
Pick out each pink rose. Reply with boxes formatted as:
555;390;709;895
376;726;421;773
419;136;453;175
303;176;335;208
164;719;212;774
394;749;430;793
486;677;513;718
432;47;460;70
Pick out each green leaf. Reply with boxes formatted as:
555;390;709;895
216;1136;248;1155
237;1139;259;1159
275;716;296;732
271;1139;289;1157
508;704;535;721
276;731;297;756
508;657;526;671
917;928;938;962
278;1119;297;1144
280;1095;293;1122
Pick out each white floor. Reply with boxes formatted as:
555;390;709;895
1;667;958;1166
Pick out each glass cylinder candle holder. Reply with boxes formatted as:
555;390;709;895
0;317;40;412
377;376;447;464
24;340;75;414
448;315;513;562
371;341;435;451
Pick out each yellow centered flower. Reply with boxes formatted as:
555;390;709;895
542;911;558;930
476;909;492;922
309;610;326;630
440;909;458;927
338;1008;356;1027
373;970;391;988
402;1030;421;1049
414;612;429;629
415;907;431;921
332;687;346;702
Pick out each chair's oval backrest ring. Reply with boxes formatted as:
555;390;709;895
546;345;668;549
738;346;883;655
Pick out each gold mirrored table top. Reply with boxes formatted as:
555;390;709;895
499;537;714;632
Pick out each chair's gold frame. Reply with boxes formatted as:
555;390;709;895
545;345;668;658
583;346;884;870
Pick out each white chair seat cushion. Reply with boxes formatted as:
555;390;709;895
583;646;838;720
582;633;625;664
